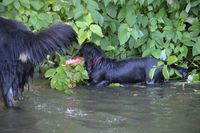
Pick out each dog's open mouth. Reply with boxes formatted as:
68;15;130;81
65;57;84;65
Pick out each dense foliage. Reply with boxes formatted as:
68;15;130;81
0;0;200;92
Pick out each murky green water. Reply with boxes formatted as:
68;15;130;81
0;78;200;133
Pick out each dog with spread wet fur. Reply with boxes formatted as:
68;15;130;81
0;17;77;107
76;42;188;87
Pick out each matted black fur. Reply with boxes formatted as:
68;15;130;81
76;42;188;87
0;17;77;107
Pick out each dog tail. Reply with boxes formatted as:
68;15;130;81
28;23;77;65
169;64;188;79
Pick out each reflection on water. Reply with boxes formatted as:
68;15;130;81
0;78;200;133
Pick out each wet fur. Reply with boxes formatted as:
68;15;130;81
76;42;188;87
0;17;77;107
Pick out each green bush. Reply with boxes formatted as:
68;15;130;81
0;0;200;92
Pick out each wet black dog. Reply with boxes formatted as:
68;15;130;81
76;42;188;87
0;17;77;107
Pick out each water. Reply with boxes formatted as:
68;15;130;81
0;78;200;133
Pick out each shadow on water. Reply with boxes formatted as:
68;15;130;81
0;77;200;133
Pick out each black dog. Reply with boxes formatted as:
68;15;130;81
0;17;77;107
76;42;188;87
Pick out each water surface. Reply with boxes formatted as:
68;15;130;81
0;78;200;133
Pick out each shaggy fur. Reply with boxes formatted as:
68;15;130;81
76;42;188;87
0;17;77;107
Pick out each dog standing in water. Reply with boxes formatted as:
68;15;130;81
73;42;188;87
0;17;77;107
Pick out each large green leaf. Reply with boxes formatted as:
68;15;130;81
106;4;117;18
167;56;178;65
192;38;200;56
31;1;44;11
125;10;136;27
149;66;156;80
90;24;104;37
152;49;161;59
90;9;104;26
118;23;130;45
45;68;56;78
162;65;170;80
2;0;15;6
14;0;20;10
131;28;139;41
103;0;110;7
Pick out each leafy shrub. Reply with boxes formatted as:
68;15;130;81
0;0;200;92
44;53;88;94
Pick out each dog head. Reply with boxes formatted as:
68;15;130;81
75;42;105;72
76;42;104;59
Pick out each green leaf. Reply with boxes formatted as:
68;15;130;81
131;28;139;41
192;38;200;56
175;69;183;78
185;2;191;13
19;0;29;4
75;21;88;29
194;89;200;95
118;23;130;45
109;22;117;32
180;11;188;19
160;50;167;60
194;56;200;61
45;68;56;78
78;29;88;44
118;8;126;21
156;8;165;23
164;26;173;31
188;74;199;82
87;0;99;10
157;61;164;66
64;89;74;94
84;14;93;25
81;70;88;77
109;83;121;87
50;76;57;88
2;0;15;6
152;49;161;59
90;9;104;26
142;48;154;57
138;0;145;5
72;0;80;6
167;56;178;65
120;0;126;5
103;0;110;7
141;15;148;28
126;10;136;27
106;4;117;18
162;65;170;80
74;10;84;20
177;25;185;31
90;24;104;37
104;46;115;51
14;0;21;10
149;67;156;80
29;15;38;25
74;73;81;81
31;1;44;11
150;18;157;25
147;0;154;4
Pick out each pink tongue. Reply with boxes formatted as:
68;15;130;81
65;57;82;65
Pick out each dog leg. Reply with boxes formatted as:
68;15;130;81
3;87;15;107
94;80;110;87
18;88;24;101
